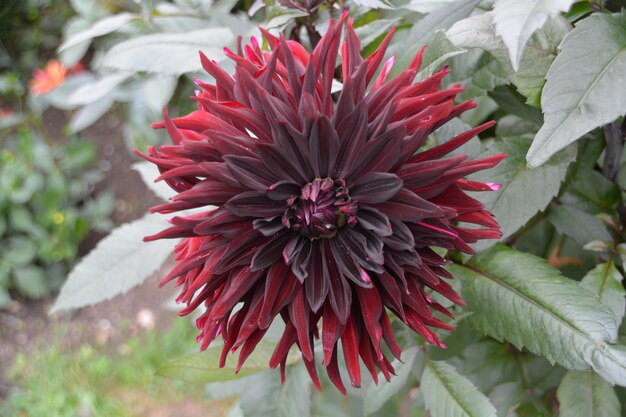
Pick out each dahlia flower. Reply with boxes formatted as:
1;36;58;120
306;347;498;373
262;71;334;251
140;12;503;393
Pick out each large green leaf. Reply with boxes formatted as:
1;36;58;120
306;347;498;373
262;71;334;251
59;12;139;51
422;360;497;417
470;136;576;248
580;262;626;329
548;204;612;247
51;214;176;312
156;340;297;384
392;0;480;75
492;0;575;70
100;28;235;75
527;12;626;167
363;347;420;416
557;370;621;417
449;245;626;386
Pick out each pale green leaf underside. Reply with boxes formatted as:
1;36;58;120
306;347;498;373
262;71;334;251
527;12;626;167
422;360;497;417
492;0;575;70
59;12;138;51
51;214;176;312
100;28;235;75
557;370;621;417
450;245;626;386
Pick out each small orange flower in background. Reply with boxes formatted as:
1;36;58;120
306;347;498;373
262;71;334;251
29;60;68;96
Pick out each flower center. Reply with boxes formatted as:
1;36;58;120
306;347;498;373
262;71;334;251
283;178;358;239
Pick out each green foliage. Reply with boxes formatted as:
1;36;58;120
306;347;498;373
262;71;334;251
557;370;621;417
450;245;626;386
527;12;626;167
0;129;112;305
1;320;208;417
422;360;497;417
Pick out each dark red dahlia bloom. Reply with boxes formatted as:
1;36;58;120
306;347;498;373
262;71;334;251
140;13;504;393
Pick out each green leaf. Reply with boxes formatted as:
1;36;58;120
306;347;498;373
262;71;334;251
527;12;626;167
416;31;466;79
402;0;457;13
470;136;576;248
59;18;92;67
59;12;139;51
363;347;420;416
69;97;114;133
132;162;176;201
422;360;497;417
513;16;571;107
447;12;570;107
492;0;575;70
142;75;178;114
392;0;480;76
557;370;621;417
13;266;48;299
157;340;290;383
0;287;10;308
350;0;393;9
449;245;626;386
562;170;621;212
548;204;612;247
67;73;131;106
51;214;176;312
273;362;313;417
580;262;626;329
100;28;235;75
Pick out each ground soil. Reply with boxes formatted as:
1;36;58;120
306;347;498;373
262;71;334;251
0;109;206;416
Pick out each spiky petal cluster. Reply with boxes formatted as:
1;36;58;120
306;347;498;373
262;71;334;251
140;13;504;393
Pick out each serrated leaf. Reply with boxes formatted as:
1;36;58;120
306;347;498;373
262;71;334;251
548;204;612;247
51;214;176;312
422;360;497;417
513;16;570;107
392;0;480;76
557;370;621;417
416;31;467;80
527;12;626;167
492;0;575;70
449;245;626;386
580;262;625;329
100;28;235;75
447;12;570;106
157;340;293;383
59;12;139;51
470;136;576;249
364;347;420;416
